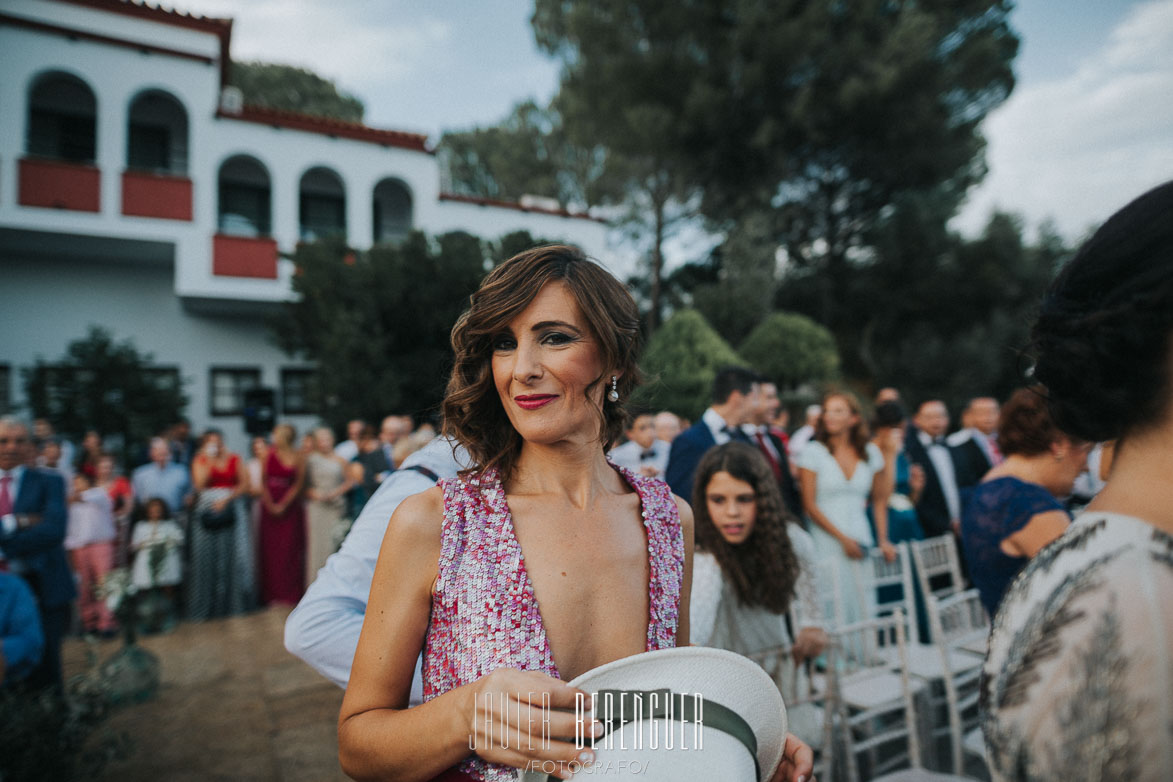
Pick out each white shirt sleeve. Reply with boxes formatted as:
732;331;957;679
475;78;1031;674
283;437;464;689
688;552;724;647
606;441;640;472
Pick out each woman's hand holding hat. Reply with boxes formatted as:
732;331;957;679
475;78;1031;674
466;668;601;780
768;733;814;782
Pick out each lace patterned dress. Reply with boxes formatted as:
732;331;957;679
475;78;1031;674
423;465;684;782
982;512;1173;781
959;476;1066;616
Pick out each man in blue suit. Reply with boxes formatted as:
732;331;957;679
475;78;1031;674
0;417;74;691
665;367;762;502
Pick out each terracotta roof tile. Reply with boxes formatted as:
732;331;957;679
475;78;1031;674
57;0;232;34
218;104;431;154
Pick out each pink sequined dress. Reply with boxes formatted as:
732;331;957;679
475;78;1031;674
423;464;684;782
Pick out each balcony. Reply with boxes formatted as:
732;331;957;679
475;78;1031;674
19;157;101;212
212;234;278;279
122;170;193;220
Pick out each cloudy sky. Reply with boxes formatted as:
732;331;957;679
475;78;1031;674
180;0;1173;244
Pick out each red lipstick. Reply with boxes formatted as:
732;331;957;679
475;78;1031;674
514;394;557;410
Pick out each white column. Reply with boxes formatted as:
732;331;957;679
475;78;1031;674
97;83;126;220
348;172;372;249
270;161;299;252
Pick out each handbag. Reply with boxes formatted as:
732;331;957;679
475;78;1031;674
200;502;235;531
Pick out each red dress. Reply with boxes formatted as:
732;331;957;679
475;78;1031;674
259;450;305;605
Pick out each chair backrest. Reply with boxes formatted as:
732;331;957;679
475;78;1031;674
849;542;921;644
929;588;988;650
909;534;965;604
744;644;835;781
927;588;988;775
826;610;922;780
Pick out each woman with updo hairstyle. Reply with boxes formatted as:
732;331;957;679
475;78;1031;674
338;246;813;782
982;181;1173;782
957;386;1088;615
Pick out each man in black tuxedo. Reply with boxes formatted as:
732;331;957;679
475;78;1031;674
0;417;74;691
745;381;803;518
948;397;1002;489
904;400;962;538
665;367;760;502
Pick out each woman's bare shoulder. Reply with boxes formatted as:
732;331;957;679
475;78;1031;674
388;485;445;540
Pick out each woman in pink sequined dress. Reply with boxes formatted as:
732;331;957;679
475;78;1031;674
338;246;813;782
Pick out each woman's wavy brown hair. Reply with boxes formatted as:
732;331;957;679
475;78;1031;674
441;245;642;481
814;390;870;459
692;443;800;613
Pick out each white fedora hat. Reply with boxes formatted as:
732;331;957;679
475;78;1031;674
520;646;786;782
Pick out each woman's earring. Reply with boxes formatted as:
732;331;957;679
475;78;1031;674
608;375;620;402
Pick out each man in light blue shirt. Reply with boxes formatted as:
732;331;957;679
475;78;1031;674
284;436;466;693
131;438;192;514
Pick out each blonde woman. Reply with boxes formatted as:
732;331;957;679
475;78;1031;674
305;426;354;585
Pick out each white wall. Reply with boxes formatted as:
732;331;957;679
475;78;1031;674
0;0;618;450
0;253;315;454
0;2;614;298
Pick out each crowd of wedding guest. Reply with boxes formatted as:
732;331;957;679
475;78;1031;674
608;370;1102;629
0;412;440;691
1;378;1101;693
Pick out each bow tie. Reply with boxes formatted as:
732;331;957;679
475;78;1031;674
931;437;947;447
640;449;657;460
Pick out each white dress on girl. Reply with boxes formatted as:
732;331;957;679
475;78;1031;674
131;519;185;588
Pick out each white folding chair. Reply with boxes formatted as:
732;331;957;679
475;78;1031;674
852;543;920;642
926;589;988;776
908;535;965;606
745;644;835;781
848;545;963;678
827;612;977;782
909;536;989;657
825;610;922;781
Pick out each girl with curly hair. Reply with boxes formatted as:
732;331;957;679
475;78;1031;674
690;442;828;741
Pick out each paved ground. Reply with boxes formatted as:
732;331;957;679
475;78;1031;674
63;606;348;782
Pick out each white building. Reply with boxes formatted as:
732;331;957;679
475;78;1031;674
0;0;610;452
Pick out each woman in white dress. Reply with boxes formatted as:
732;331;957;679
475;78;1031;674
797;390;892;625
690;442;828;744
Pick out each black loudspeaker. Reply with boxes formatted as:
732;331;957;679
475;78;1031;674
243;387;276;435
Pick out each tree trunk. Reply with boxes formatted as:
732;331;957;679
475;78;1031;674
648;199;665;334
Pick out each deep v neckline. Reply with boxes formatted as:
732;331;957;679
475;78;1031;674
491;462;652;681
831;444;861;483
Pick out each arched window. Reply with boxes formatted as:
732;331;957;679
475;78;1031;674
299;167;346;241
127;90;188;174
372;178;413;244
218;155;271;237
27;71;97;163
